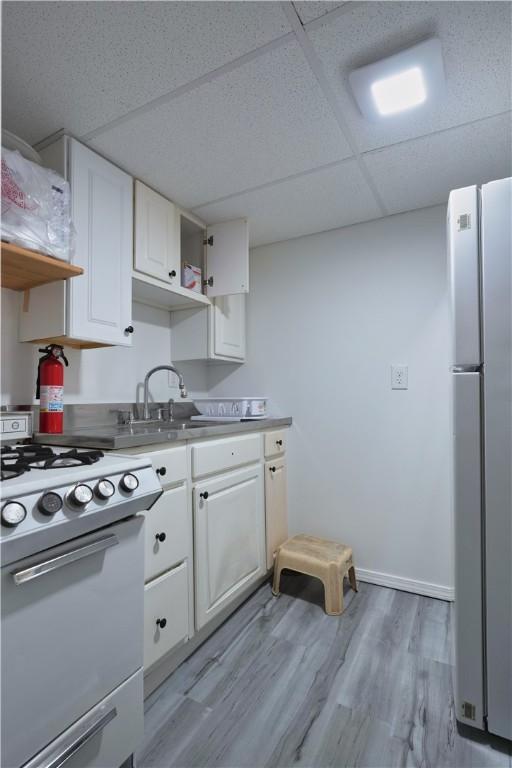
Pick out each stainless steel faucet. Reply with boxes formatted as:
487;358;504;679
143;366;187;420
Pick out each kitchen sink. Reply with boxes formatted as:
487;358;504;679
122;419;224;433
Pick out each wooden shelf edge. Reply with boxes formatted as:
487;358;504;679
21;335;111;350
1;241;84;291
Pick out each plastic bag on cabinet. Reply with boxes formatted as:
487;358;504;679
1;147;75;261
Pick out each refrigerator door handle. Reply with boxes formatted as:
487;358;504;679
451;365;482;373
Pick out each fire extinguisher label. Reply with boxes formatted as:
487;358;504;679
40;385;64;413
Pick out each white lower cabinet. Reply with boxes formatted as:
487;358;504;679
144;561;189;670
191;433;261;480
264;429;287;459
137;427;288;682
265;458;288;570
131;443;192;672
194;464;265;630
142;484;188;583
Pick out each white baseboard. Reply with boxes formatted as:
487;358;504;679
356;567;454;602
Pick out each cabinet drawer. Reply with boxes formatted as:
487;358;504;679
191;433;261;479
145;445;187;485
144;561;189;670
264;429;287;458
35;670;143;768
142;485;188;582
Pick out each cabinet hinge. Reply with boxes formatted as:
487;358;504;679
203;235;214;246
203;276;214;288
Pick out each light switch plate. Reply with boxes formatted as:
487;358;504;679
391;365;408;389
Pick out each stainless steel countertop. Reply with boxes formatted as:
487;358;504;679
33;417;292;450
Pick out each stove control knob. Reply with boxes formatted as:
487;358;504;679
68;484;93;508
95;479;115;500
38;492;63;516
1;501;27;528
120;473;139;493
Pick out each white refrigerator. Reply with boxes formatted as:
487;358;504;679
448;177;512;740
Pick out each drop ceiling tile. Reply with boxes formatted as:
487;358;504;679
294;2;348;25
90;40;352;209
193;160;382;246
308;1;512;151
364;113;512;214
1;1;291;144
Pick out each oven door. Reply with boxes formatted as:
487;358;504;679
1;515;144;768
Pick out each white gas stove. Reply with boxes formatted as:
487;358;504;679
0;437;162;768
0;442;162;565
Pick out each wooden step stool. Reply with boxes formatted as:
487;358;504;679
272;534;357;615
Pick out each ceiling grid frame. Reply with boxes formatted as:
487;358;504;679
301;2;364;32
80;30;295;144
4;1;510;246
192;109;512;211
192;154;356;212
281;1;389;216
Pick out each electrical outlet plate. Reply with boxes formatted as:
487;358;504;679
391;364;408;389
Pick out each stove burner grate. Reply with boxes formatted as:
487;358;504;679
0;444;105;481
38;448;104;469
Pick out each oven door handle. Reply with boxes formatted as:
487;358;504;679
23;706;117;768
12;534;119;585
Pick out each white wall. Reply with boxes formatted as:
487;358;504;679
1;205;453;595
1;292;208;406
208;205;453;597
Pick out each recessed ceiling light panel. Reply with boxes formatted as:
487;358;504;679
349;38;445;121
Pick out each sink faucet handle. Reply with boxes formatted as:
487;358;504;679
116;409;133;425
167;398;175;421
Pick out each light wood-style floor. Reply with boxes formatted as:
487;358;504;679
137;574;512;768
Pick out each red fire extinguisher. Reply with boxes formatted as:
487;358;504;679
36;345;69;434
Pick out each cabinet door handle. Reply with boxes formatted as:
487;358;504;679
269;466;277;473
156;618;167;629
156;466;167;476
155;532;166;543
276;439;283;446
169;270;176;278
124;325;134;334
200;491;209;500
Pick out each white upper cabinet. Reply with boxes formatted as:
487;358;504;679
204;219;249;297
171;293;246;363
134;181;180;287
133;190;249;310
211;293;246;359
69;140;133;346
20;137;134;348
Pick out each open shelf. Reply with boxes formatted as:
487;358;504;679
132;272;211;311
1;242;83;291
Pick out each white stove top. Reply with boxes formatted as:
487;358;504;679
0;445;150;497
0;443;163;566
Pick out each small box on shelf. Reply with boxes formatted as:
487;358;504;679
182;263;202;294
